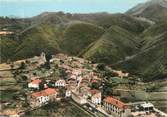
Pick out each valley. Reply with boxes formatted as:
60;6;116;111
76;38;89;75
1;6;167;81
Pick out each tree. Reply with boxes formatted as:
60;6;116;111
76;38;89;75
43;54;52;69
60;60;64;64
19;62;26;69
97;63;106;71
45;54;52;62
39;82;45;90
58;88;66;97
10;64;14;69
33;72;37;76
48;81;55;88
110;72;119;77
21;75;28;81
7;59;11;64
25;60;30;64
59;68;67;78
103;87;113;96
103;82;117;96
91;82;101;89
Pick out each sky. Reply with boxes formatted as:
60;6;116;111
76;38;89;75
0;0;148;18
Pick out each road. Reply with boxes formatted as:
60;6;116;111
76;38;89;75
86;100;113;117
96;106;113;117
70;100;113;117
69;101;96;117
154;108;167;116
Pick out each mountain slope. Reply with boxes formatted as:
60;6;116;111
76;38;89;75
114;36;167;81
60;22;104;55
114;22;167;81
82;26;140;64
141;21;167;47
126;0;167;22
1;6;166;81
0;39;18;62
0;17;31;32
14;22;62;60
70;13;150;34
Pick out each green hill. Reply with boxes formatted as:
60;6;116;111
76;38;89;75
114;37;167;81
126;0;167;22
82;26;140;64
114;22;167;81
0;17;31;33
140;21;167;45
93;14;150;34
60;22;104;55
70;13;150;34
0;38;18;62
1;6;166;81
14;22;62;60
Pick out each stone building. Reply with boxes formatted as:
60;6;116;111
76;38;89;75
103;96;131;117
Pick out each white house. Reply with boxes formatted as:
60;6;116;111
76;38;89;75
88;89;101;105
65;85;77;97
140;102;154;112
71;92;87;104
65;90;71;97
28;79;42;89
70;75;77;80
113;70;129;78
55;79;66;87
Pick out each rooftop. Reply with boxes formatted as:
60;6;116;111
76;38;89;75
56;79;66;83
32;88;57;97
104;96;127;109
89;89;101;95
30;79;41;84
141;102;154;108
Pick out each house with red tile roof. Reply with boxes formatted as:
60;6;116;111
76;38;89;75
29;88;58;108
103;96;131;117
28;79;42;89
91;79;98;83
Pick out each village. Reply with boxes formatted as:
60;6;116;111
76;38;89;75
0;52;167;117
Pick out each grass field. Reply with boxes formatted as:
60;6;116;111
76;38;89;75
0;63;11;70
0;90;18;101
25;100;92;117
0;78;16;86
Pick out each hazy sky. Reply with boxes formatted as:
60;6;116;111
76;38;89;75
0;0;148;18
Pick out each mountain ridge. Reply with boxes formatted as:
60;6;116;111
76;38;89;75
1;0;167;81
126;0;167;22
